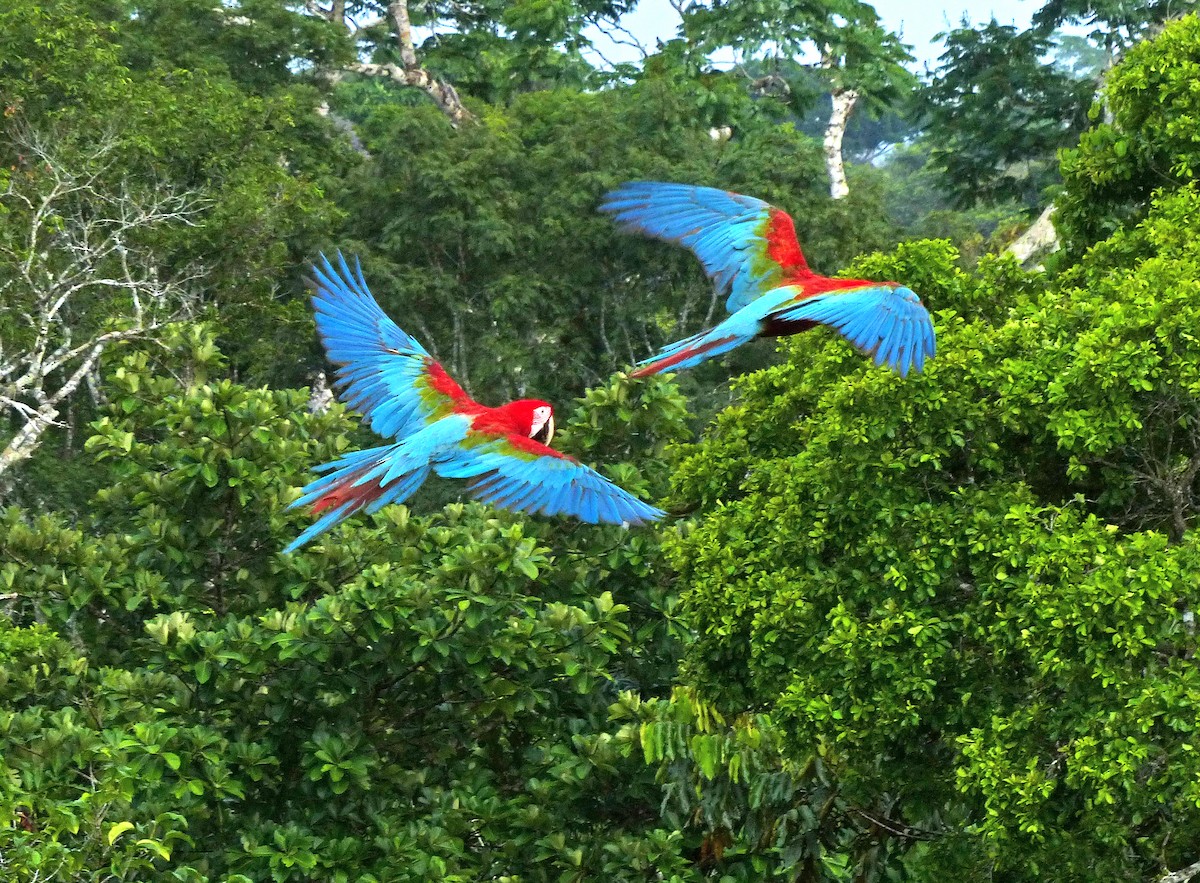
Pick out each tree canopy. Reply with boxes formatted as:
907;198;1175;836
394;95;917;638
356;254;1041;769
5;1;1200;881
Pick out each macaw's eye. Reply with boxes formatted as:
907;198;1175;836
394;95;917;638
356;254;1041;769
531;413;554;445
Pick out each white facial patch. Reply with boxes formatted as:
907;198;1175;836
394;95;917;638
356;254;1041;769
530;405;553;438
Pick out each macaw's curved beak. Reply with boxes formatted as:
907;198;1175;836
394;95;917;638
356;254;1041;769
532;414;554;446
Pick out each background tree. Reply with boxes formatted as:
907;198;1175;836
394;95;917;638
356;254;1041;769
0;133;202;484
326;81;904;410
917;21;1094;209
1056;13;1200;255
9;1;1200;880
663;20;1200;877
1033;0;1197;62
684;0;915;198
668;213;1200;879
0;330;700;881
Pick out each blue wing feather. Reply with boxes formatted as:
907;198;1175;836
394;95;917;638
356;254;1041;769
435;437;663;526
632;282;935;378
283;441;432;554
284;414;471;554
777;285;936;377
310;252;462;441
599;182;807;313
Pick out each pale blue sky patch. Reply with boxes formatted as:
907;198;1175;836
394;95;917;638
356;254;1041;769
585;0;1038;72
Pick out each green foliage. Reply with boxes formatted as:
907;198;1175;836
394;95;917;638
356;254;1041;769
668;199;1200;878
0;332;699;881
1057;13;1200;254
918;21;1094;209
0;0;349;395
0;0;130;121
612;687;916;880
349;0;635;105
99;0;351;95
14;1;1200;879
1034;0;1193;53
684;0;916;107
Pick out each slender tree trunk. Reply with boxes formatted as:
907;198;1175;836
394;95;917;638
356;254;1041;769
388;0;419;69
824;88;859;200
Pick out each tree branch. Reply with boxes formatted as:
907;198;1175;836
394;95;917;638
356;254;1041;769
343;62;470;127
310;0;472;128
1161;858;1200;883
0;129;203;480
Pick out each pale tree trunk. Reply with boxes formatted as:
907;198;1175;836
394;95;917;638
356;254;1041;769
824;87;859;200
306;0;472;127
0;130;202;485
0;340;108;476
1005;203;1060;266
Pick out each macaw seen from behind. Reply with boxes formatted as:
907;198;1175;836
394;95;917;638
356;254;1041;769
283;254;663;554
599;182;936;377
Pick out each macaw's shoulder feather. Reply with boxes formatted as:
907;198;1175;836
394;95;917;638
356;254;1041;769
599;181;810;313
435;432;663;526
310;252;474;440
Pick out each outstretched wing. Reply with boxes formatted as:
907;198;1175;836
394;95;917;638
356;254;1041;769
599;181;810;313
777;284;937;377
436;434;663;526
310;252;472;440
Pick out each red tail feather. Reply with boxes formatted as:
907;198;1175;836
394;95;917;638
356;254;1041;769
632;335;738;378
310;466;382;515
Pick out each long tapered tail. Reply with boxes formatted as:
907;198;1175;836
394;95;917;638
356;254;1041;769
631;327;749;378
283;443;430;554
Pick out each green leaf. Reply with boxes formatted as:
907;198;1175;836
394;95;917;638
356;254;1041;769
107;821;135;846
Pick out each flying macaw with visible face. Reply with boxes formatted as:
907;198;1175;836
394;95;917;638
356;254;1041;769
599;182;936;378
283;254;663;554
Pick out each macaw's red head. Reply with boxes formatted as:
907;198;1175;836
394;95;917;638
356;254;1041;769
505;399;556;445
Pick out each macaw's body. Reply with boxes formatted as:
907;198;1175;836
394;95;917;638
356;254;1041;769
599;182;936;377
283;254;662;554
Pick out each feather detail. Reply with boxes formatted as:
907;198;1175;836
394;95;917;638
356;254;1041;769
283;443;431;553
309;252;471;441
288;253;664;552
602;182;936;379
599;182;809;312
777;284;936;377
630;332;747;378
435;434;663;525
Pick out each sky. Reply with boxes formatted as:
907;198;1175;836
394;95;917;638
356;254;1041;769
586;0;1040;72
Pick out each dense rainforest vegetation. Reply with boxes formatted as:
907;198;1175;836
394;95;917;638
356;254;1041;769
3;0;1200;879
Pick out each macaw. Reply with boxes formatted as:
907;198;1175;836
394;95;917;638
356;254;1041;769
283;253;663;554
599;182;936;378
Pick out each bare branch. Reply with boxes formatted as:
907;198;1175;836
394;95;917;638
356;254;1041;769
0;129;204;480
585;14;651;65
